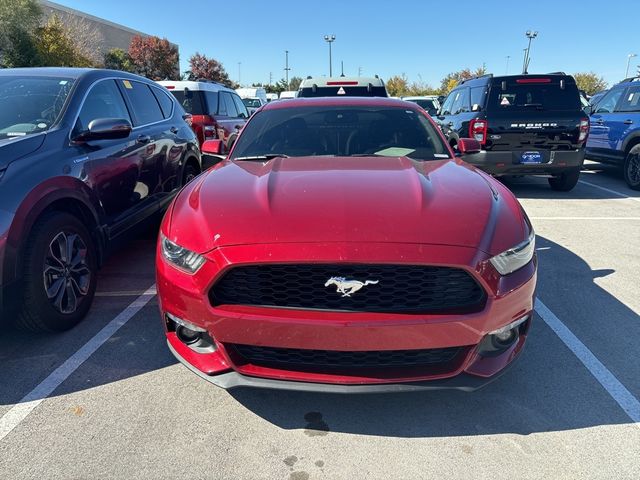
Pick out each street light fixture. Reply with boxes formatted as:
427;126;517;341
324;34;336;77
284;50;291;89
522;30;538;74
625;53;637;79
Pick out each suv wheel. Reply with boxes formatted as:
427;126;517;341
623;145;640;190
16;212;97;332
183;162;199;185
548;169;580;191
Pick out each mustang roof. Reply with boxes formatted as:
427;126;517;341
262;96;421;110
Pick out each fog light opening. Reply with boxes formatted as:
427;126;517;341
165;313;217;353
478;315;530;357
176;325;202;345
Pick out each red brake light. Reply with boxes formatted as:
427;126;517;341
469;119;488;145
326;81;359;86
578;118;589;143
516;78;552;84
202;115;217;139
165;85;175;89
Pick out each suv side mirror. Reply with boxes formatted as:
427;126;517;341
584;104;593;115
202;139;224;155
73;118;132;142
457;138;482;155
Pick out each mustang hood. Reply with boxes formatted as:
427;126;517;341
0;134;46;171
169;156;527;255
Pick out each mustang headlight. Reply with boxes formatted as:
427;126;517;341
489;230;535;275
161;233;205;273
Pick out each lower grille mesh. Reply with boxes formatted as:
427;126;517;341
232;344;463;368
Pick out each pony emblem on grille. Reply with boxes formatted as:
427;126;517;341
324;277;379;297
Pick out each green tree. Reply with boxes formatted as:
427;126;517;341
128;35;179;80
289;76;303;91
36;15;93;67
385;74;410;97
573;72;608;96
0;0;42;67
104;48;134;72
439;66;487;94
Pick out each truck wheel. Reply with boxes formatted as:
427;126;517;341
548;169;580;191
623;145;640;190
15;212;97;332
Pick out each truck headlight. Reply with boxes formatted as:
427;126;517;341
489;230;535;275
161;233;205;273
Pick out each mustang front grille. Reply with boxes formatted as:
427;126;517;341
210;264;486;313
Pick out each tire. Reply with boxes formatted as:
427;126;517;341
548;169;580;191
623;145;640;190
15;212;97;332
182;161;199;186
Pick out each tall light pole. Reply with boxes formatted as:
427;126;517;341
505;55;511;75
522;30;538;74
284;50;291;89
238;62;241;86
625;53;637;78
324;34;336;76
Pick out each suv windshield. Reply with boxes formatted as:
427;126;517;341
0;76;75;140
487;79;580;112
230;105;450;160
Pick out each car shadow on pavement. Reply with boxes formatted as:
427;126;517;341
0;224;176;407
229;234;639;438
499;162;640;200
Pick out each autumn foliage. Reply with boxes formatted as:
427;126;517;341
128;35;179;80
187;52;234;87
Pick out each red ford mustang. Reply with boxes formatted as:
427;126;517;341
156;97;537;392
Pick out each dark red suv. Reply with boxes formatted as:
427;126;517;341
158;80;249;154
0;68;200;331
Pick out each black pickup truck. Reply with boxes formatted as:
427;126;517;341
436;73;589;191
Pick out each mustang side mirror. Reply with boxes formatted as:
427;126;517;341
73;118;132;143
457;138;482;156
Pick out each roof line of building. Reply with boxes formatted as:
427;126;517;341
40;0;152;39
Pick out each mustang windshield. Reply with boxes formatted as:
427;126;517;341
0;76;75;140
230;105;451;161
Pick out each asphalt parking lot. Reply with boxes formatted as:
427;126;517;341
0;160;639;480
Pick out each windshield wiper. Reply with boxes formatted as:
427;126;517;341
523;103;544;110
233;154;290;161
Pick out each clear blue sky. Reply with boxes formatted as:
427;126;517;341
55;0;638;88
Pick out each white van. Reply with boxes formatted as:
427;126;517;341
236;87;268;114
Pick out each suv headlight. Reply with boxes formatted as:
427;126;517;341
160;233;205;273
489;230;535;275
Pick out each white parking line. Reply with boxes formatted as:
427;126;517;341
0;285;157;442
530;217;640;220
535;299;640;426
95;288;158;297
579;180;640;203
